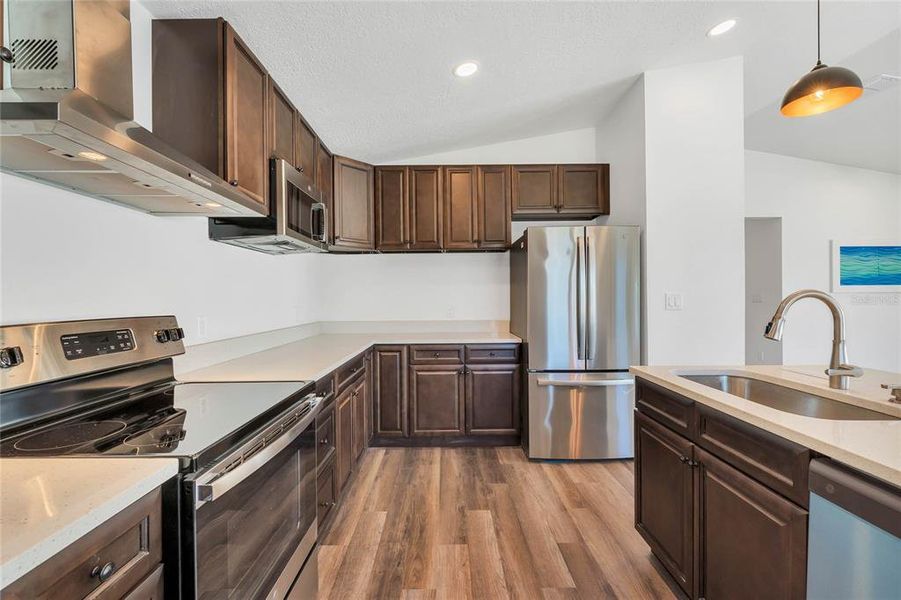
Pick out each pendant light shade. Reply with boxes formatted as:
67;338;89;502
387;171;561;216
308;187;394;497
780;0;863;117
780;62;863;117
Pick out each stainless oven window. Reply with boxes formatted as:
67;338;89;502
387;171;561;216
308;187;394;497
194;422;316;599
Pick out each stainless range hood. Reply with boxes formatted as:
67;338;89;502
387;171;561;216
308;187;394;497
0;0;265;217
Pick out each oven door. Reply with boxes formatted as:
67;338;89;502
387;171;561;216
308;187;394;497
186;410;318;599
274;158;327;248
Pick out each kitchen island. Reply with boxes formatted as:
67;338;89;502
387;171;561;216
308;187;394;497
630;363;900;600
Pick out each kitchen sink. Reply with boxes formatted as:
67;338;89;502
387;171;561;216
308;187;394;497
680;374;897;421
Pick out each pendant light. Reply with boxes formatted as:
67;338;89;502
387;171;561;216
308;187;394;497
780;0;863;117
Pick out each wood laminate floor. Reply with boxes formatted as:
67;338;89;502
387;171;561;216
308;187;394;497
318;447;681;600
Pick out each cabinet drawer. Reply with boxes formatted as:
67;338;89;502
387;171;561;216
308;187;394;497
336;354;365;394
317;461;337;525
410;345;464;364
316;404;336;468
124;564;164;600
635;379;695;439
696;405;811;507
2;488;163;600
464;344;520;364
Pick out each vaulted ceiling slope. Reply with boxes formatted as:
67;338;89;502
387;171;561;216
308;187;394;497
144;1;900;172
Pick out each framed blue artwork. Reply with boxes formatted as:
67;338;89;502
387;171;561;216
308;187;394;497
831;241;901;292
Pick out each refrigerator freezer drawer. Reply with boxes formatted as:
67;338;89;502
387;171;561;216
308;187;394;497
527;372;634;460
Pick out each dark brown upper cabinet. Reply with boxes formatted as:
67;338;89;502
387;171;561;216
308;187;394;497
511;165;557;216
153;19;269;210
443;166;478;250
511;163;609;220
477;165;512;250
223;26;268;206
558;164;609;216
408;166;443;250
268;79;296;165
375;166;409;251
295;115;318;182
333;156;374;250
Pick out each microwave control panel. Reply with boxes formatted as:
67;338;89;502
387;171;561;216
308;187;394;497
61;329;134;360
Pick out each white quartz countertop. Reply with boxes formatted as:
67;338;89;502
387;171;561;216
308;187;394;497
630;364;901;486
180;331;521;383
0;458;178;588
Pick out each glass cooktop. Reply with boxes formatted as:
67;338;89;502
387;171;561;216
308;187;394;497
0;380;311;470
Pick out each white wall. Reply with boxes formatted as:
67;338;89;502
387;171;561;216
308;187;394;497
745;217;783;365
595;77;647;363
643;57;746;365
327;128;602;323
0;174;322;344
383;127;597;166
745;150;901;372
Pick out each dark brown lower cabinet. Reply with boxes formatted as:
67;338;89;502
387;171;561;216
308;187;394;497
351;377;367;461
410;364;465;435
335;386;354;491
373;345;408;439
634;377;810;600
1;488;163;600
317;459;337;526
634;412;694;596
465;364;520;435
697;448;808;600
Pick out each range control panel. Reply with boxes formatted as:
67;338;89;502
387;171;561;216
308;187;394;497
61;329;135;360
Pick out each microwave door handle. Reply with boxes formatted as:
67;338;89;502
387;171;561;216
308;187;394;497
311;202;327;243
195;396;322;506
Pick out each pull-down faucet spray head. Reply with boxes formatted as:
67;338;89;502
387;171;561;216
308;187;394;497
763;289;863;390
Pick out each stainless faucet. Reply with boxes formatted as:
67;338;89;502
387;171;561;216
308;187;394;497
764;289;863;390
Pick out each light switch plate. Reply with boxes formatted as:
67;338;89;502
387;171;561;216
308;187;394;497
665;293;684;311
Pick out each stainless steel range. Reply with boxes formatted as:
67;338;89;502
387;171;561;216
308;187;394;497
0;316;324;599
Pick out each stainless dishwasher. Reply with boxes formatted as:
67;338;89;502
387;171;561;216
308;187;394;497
807;459;901;599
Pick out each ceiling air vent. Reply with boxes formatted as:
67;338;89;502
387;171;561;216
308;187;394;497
862;74;900;93
9;39;59;70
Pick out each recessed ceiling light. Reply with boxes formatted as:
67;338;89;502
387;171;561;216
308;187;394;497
204;202;221;208
453;61;479;78
707;19;737;37
77;150;108;161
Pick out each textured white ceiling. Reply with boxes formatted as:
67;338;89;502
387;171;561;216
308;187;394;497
143;1;900;172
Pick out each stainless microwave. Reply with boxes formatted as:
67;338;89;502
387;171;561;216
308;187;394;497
208;159;327;254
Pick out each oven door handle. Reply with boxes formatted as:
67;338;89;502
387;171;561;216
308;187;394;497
195;396;322;507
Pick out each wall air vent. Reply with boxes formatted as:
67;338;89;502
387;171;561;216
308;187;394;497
862;74;900;93
9;39;59;70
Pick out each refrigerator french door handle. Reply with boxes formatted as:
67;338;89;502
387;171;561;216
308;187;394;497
575;236;584;361
584;233;592;361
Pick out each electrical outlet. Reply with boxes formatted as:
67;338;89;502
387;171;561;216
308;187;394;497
446;307;457;319
750;293;763;304
664;293;684;311
196;316;208;339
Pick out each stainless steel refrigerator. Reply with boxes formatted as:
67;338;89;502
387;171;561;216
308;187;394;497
510;225;640;459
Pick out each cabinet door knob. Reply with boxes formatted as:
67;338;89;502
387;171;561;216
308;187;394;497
489;352;496;357
433;352;440;358
229;179;238;186
320;437;328;445
91;561;116;583
0;47;13;64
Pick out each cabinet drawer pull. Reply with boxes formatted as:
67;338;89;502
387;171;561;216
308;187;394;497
319;501;336;507
489;352;496;357
433;352;440;358
91;562;116;583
